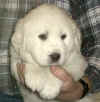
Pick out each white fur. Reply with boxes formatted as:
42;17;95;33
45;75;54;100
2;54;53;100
10;4;93;102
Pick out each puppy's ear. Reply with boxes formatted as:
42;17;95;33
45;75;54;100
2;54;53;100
11;19;24;55
74;26;82;52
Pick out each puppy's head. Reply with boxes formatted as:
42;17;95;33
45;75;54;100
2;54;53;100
12;4;81;67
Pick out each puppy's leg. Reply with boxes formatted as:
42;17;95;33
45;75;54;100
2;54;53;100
39;68;62;99
24;64;62;99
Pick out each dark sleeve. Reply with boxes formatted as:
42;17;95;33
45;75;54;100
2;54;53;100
70;0;100;93
85;65;100;93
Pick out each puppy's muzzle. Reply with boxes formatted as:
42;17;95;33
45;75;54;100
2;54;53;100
49;52;60;63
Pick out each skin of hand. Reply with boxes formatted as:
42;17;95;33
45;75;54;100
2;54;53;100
17;64;85;101
17;63;25;85
50;66;84;101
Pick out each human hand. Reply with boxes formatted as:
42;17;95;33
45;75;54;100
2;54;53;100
50;66;83;101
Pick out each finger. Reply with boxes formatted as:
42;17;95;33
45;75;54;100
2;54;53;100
17;63;25;76
17;64;22;78
17;63;25;73
17;63;25;84
50;66;70;81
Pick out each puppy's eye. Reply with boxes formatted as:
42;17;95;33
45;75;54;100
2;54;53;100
38;34;47;40
61;34;66;40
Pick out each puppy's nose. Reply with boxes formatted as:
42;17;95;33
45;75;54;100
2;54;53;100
50;53;60;62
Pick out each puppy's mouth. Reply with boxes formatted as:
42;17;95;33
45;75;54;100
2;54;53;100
49;62;60;66
48;59;62;66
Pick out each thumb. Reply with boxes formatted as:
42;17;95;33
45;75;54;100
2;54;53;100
50;66;69;81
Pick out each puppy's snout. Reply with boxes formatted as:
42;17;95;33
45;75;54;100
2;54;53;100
50;53;60;62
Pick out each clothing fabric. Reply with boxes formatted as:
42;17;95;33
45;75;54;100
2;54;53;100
0;0;100;96
0;93;23;102
70;0;100;93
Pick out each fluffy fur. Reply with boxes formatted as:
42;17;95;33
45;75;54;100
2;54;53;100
10;4;93;102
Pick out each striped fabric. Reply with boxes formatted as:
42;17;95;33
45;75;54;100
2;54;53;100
0;0;100;96
70;0;100;93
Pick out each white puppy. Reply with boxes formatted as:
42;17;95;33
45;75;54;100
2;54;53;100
10;4;93;102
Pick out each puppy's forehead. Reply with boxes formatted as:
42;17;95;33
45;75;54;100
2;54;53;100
24;4;76;36
25;4;72;24
32;4;66;17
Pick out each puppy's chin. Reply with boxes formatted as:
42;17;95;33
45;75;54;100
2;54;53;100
38;62;64;68
49;62;62;66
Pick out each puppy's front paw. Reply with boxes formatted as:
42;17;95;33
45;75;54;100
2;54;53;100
39;78;62;99
25;72;45;92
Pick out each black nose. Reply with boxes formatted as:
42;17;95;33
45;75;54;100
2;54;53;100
50;53;60;62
